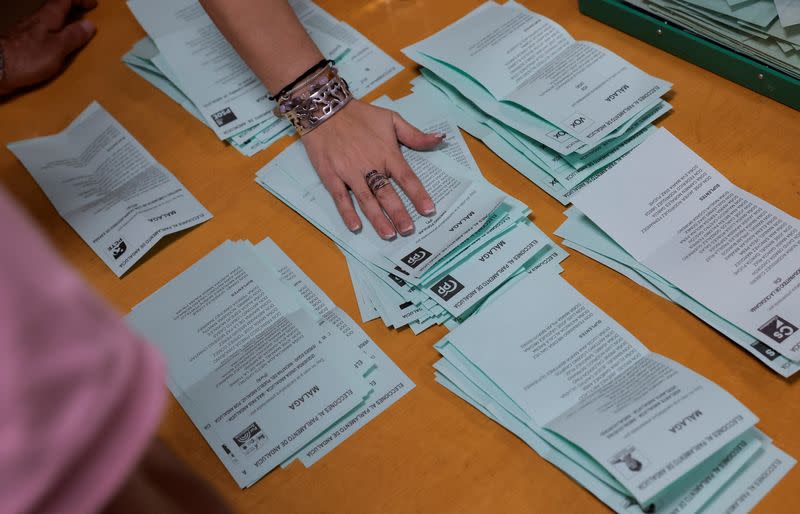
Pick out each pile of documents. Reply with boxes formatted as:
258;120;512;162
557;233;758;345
627;0;800;80
435;268;795;513
123;0;402;156
558;128;800;377
256;89;567;333
7;102;211;277
127;238;414;487
402;0;673;205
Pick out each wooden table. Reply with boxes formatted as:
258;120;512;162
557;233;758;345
1;1;798;512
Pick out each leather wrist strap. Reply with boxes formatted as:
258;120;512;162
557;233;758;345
268;58;333;101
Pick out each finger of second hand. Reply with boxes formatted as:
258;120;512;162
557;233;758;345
373;181;415;237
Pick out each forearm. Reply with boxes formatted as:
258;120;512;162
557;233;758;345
198;0;322;94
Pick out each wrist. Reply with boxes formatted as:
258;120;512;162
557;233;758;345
274;63;352;136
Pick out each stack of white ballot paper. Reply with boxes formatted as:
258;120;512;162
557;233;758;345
626;0;800;80
435;269;795;513
402;0;674;205
256;89;569;334
557;128;800;377
123;0;402;157
7;102;211;277
127;238;414;487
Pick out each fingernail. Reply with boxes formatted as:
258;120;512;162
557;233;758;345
399;223;415;236
421;200;436;216
381;230;397;241
435;132;447;140
349;222;362;233
80;19;96;35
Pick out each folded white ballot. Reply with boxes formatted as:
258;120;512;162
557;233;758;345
7;102;211;277
434;268;793;510
572;128;800;363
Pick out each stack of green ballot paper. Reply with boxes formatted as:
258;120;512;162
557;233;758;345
122;0;402;156
256;89;567;334
127;238;414;487
558;128;800;377
401;0;674;205
626;0;800;80
435;268;795;513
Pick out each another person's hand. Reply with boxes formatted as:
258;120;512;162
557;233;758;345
0;0;98;96
301;99;445;240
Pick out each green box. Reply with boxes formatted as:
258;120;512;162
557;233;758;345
578;0;800;111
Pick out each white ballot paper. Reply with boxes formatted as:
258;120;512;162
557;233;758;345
7;102;211;276
126;0;402;141
128;239;413;486
126;0;275;139
406;1;671;144
775;0;800;28
573;128;800;362
252;239;415;467
443;271;759;507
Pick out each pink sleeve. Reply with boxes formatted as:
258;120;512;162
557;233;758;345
0;188;166;514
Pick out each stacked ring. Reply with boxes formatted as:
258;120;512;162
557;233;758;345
365;170;390;194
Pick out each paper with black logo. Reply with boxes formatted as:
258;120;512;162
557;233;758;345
259;126;506;281
440;270;762;507
555;206;800;377
256;88;569;333
423;220;555;318
126;0;401;142
128;238;413;487
572;128;800;362
7;102;211;277
128;241;371;486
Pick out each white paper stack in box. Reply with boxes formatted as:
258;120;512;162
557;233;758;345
123;0;402;156
402;0;674;205
127;238;414;487
434;268;794;513
626;0;800;80
556;128;800;377
255;88;569;334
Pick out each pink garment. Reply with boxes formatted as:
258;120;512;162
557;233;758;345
0;188;166;514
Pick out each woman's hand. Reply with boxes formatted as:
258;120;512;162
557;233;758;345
301;99;445;240
0;0;97;96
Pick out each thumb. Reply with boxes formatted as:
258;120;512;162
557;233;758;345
392;112;446;151
54;19;96;58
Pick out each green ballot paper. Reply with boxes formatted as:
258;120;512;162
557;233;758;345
570;128;800;367
434;269;794;510
256;87;566;333
401;1;673;204
127;239;414;487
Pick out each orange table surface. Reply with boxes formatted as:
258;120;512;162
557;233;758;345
1;1;798;512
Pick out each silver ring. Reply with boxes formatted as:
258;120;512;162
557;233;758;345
365;170;390;194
